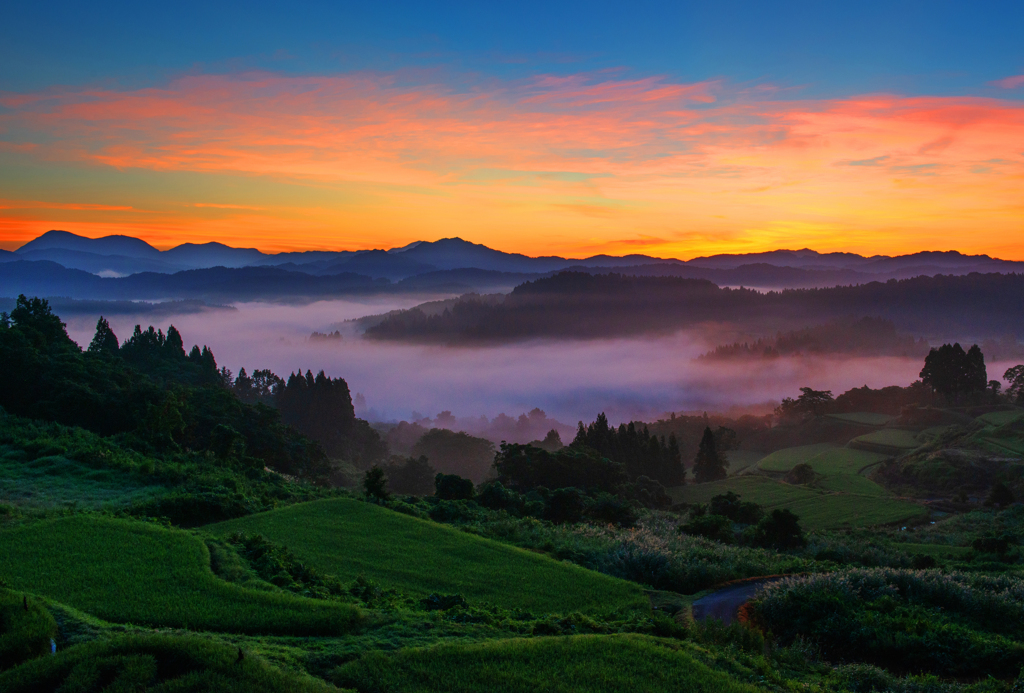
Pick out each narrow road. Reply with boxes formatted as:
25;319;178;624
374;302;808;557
691;578;780;625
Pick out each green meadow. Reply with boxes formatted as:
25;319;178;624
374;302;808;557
848;429;920;454
0;516;362;636
756;443;837;472
825;412;894;426
803;448;888;475
723;450;764;474
668;476;925;530
334;634;760;693
207;498;649;615
0;634;344;693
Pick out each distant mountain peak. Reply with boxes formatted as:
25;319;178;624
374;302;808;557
18;230;162;258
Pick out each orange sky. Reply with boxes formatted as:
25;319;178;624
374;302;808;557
1;70;1023;258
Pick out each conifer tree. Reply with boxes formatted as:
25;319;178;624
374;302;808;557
693;426;728;483
87;316;119;356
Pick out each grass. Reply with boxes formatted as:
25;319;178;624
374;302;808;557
848;429;921;454
207;498;649;616
0;450;165;510
333;634;760;693
0;589;57;671
0;516;362;636
756;443;837;472
0;634;345;692
826;412;894;426
977;410;1024;426
816;474;887;497
668;476;925;530
723;450;764;474
898;543;972;558
805;448;889;476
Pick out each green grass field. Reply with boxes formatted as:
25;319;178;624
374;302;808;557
0;516;361;636
826;412;894;426
723;450;764;474
333;634;759;693
668;476;925;530
848;429;921;454
0;452;165;510
207;498;648;615
816;474;887;497
756;443;837;472
0;635;344;693
804;448;889;475
897;542;973;558
977;410;1024;426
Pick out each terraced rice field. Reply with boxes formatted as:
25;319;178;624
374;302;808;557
668;476;925;530
826;412;894;426
756;443;837;472
848;429;921;454
0;516;361;635
803;448;889;475
208;498;648;615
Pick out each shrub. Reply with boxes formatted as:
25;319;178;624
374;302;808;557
744;509;806;549
681;513;735;544
544;488;587;524
587;494;638;528
363;466;390;502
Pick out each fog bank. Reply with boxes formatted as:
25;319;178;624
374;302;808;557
62;299;1003;427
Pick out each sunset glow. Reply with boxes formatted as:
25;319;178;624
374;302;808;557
2;4;1023;258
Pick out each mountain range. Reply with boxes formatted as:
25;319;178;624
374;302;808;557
1;229;1022;302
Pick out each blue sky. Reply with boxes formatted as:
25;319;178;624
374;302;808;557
3;1;1022;97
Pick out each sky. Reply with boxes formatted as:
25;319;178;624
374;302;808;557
1;1;1023;258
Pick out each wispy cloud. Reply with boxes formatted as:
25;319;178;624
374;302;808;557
1;70;1023;257
991;74;1024;89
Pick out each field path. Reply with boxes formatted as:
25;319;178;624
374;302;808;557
691;578;780;625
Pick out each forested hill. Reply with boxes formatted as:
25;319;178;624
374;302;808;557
364;271;1024;343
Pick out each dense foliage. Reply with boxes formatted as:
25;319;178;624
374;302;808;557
572;413;683;485
752;569;1024;678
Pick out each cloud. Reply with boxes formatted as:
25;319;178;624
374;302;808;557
1;70;1024;258
835;155;890;167
992;75;1024;89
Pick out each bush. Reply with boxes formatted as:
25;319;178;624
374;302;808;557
0;634;339;692
744;509;806;549
435;473;474;500
707;492;763;524
544;488;587;524
587;494;638;528
681;513;735;544
751;568;1024;678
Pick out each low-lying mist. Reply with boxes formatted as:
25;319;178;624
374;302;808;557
62;298;1008;428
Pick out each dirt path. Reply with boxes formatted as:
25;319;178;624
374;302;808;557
690;578;781;625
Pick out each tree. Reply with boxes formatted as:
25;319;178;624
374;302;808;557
746;508;806;549
87;317;119;356
920;343;987;403
543;487;587;524
384;455;436;495
363;466;390;502
692;426;727;483
986;482;1015;509
434;473;474;500
1005;365;1024;403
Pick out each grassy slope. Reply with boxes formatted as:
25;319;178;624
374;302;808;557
849;429;920;453
816;474;886;497
668;476;925;530
0;516;361;636
723;450;764;474
977;410;1024;426
334;634;760;693
0;450;164;510
756;443;837;472
826;412;894;426
0;634;345;693
207;498;648;615
804;448;888;475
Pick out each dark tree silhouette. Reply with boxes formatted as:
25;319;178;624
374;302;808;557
692;426;728;483
363;466;390;502
87;316;119;356
920;343;987;403
572;412;683;485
